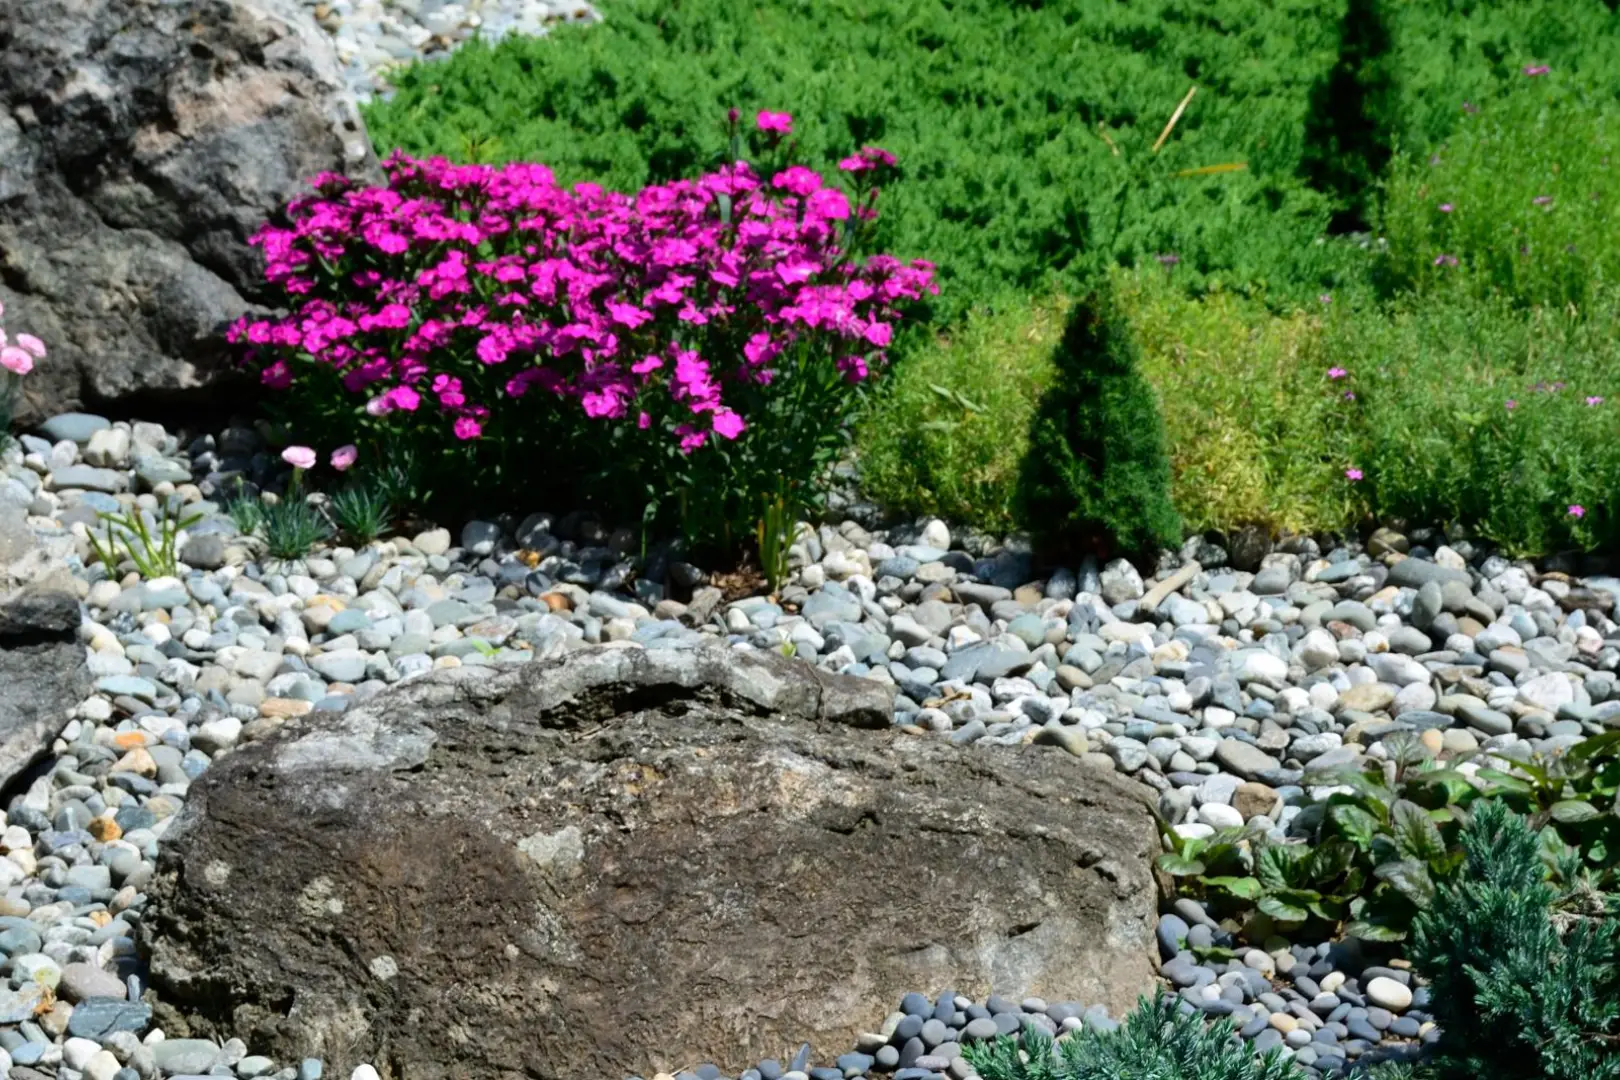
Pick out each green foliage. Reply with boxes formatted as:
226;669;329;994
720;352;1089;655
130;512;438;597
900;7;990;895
1116;267;1360;535
1016;294;1181;557
1408;799;1620;1080
1323;288;1620;555
365;0;1361;321
327;484;394;545
1380;78;1620;310
963;997;1306;1080
1167;736;1482;943
1476;731;1620;889
223;486;264;537
856;295;1067;534
258;493;334;561
87;502;204;580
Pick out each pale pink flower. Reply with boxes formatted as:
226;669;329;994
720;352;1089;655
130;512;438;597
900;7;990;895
330;445;358;471
1328;367;1348;380
281;445;317;470
14;334;44;358
0;347;32;376
1570;504;1586;518
1587;396;1604;406
1438;203;1454;213
1345;467;1363;482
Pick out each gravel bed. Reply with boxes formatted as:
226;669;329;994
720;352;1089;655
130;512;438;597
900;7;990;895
299;0;599;102
4;411;1618;1078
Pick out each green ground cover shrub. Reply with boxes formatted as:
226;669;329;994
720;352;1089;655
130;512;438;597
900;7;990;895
1410;799;1620;1080
1380;78;1620;310
365;0;1359;323
1322;287;1620;555
964;998;1306;1080
856;296;1067;534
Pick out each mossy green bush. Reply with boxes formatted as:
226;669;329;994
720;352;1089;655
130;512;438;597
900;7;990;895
1017;294;1181;557
856;296;1067;534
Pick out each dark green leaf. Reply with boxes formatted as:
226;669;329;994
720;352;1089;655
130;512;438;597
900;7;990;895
1550;799;1602;824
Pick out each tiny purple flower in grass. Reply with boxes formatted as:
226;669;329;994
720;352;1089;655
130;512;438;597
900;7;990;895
1588;396;1605;406
330;445;357;471
1438;202;1454;213
1345;468;1363;482
1434;254;1459;267
755;110;792;134
1343;391;1356;401
281;445;316;470
1524;64;1550;76
1570;505;1586;519
1505;399;1518;411
1328;367;1348;380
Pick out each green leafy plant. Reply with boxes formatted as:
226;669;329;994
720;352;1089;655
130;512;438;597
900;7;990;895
1016;291;1182;557
1477;731;1620;889
328;484;394;545
1409;798;1620;1080
223;486;264;537
963;997;1306;1080
87;502;204;579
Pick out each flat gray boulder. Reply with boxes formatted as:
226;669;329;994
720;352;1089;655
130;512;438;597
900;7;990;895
145;644;1160;1080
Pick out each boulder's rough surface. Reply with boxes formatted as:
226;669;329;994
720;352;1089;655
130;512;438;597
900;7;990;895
145;645;1159;1080
0;515;87;789
0;0;376;424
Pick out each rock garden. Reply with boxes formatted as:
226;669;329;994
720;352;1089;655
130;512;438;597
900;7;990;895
1;1;1619;1080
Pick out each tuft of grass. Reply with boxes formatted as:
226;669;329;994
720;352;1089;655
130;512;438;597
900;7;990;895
328;484;394;545
260;497;334;561
87;501;203;580
857;294;1067;534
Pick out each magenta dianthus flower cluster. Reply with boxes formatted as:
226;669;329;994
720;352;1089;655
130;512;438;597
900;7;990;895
231;149;935;454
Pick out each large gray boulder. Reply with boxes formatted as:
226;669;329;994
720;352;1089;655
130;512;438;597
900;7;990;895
0;0;376;425
145;644;1160;1080
0;512;87;790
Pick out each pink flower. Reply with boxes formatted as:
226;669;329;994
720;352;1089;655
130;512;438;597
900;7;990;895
1327;367;1348;380
1434;253;1459;267
711;409;745;440
1343;391;1356;401
1438;203;1454;213
453;416;482;440
281;445;317;470
756;111;793;134
330;445;358;471
14;334;45;358
772;166;823;196
1524;64;1550;76
1319;294;1332;305
1505;399;1518;411
806;188;851;220
1345;467;1363;482
1587;396;1604;406
1570;504;1586;518
0;347;34;376
638;411;651;430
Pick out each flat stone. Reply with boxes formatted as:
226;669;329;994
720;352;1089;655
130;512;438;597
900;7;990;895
39;413;111;443
58;962;125;1002
1215;739;1278;781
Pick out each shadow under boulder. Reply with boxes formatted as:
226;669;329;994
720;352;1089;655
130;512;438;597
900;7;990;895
143;645;1161;1080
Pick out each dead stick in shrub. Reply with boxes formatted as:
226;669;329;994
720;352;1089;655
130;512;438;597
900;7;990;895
1153;85;1198;153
